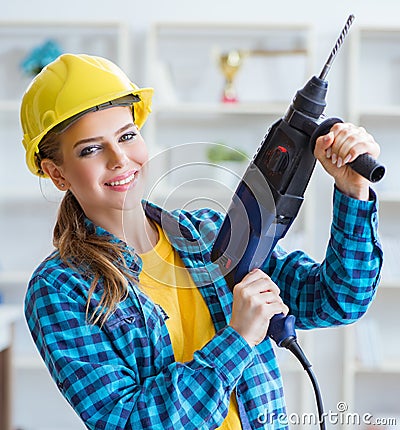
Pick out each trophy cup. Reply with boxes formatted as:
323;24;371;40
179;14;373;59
218;47;308;104
219;50;243;103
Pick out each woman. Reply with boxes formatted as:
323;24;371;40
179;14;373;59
22;53;382;429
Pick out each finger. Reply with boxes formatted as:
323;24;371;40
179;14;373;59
281;302;290;316
325;123;355;165
329;123;380;167
340;134;380;166
238;269;269;288
244;268;268;280
315;131;334;160
264;301;290;320
235;278;281;302
259;290;284;304
242;274;281;296
331;124;362;164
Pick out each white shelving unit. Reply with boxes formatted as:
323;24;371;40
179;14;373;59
0;20;129;430
342;26;400;429
145;21;320;423
144;22;317;250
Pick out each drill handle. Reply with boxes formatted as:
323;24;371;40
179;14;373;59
267;313;297;347
310;117;385;183
348;154;385;183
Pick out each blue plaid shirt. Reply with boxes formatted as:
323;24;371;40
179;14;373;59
25;187;382;429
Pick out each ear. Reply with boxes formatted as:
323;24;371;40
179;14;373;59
40;159;70;191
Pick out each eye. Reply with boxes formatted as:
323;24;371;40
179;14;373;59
120;131;138;143
79;145;102;157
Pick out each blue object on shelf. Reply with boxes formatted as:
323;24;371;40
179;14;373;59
21;39;63;76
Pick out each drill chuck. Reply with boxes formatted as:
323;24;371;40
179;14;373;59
288;76;328;120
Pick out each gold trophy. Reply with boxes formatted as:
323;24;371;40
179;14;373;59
219;50;243;103
218;47;308;103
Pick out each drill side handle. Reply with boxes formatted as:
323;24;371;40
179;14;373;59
310;117;385;183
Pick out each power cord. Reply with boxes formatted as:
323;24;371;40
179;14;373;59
268;314;326;430
281;336;326;430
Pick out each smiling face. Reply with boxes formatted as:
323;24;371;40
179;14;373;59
41;106;149;223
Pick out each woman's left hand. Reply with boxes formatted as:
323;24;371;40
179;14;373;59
314;122;380;200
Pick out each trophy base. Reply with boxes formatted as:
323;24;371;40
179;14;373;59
221;85;238;103
222;94;238;103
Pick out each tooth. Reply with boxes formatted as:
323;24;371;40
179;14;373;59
107;173;135;187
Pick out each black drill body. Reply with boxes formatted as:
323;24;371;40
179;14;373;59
211;75;332;303
211;52;384;347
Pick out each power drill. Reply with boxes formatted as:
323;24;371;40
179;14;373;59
211;15;385;348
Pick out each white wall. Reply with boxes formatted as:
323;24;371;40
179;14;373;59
3;0;399;27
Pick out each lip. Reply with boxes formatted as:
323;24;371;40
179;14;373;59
105;169;137;185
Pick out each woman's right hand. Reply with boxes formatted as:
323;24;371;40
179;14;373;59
229;269;289;348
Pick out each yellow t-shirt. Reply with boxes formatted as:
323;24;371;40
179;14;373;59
139;223;242;430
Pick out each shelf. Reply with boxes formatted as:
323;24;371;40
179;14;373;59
148;22;313;109
358;106;400;118
0;20;128;28
154;102;400;120
353;361;400;374
0;189;52;203
379;278;400;289
151;21;312;31
378;191;400;203
358;25;400;33
14;353;46;370
0;305;21;351
0;272;32;285
0;20;130;102
153;101;288;116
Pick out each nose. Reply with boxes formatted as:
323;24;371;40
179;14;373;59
107;144;129;170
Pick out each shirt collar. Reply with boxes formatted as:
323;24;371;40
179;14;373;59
83;217;141;271
142;200;201;242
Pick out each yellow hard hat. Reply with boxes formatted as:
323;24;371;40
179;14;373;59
20;53;154;176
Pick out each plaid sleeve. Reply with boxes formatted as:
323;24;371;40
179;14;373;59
25;273;254;430
265;186;383;329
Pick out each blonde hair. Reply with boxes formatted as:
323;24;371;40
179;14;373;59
38;132;136;326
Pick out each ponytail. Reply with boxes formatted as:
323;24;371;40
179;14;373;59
38;135;135;326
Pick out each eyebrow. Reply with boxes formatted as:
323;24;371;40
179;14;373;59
73;122;136;148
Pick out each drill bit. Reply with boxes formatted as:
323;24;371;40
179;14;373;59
318;14;355;80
